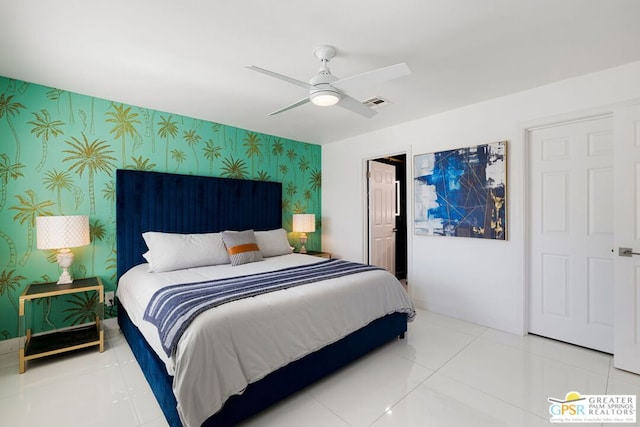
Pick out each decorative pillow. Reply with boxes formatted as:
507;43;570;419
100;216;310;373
142;232;230;272
255;228;293;257
221;229;264;266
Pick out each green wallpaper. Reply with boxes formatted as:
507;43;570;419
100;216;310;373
0;76;321;341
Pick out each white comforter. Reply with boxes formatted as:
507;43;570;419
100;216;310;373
117;254;414;427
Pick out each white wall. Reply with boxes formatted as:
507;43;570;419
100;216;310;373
322;60;640;334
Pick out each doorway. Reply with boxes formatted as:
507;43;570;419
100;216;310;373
367;154;407;281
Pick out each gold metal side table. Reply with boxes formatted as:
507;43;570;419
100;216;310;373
18;277;104;373
304;251;332;259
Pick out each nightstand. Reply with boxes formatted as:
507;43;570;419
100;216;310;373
304;250;332;259
18;277;104;373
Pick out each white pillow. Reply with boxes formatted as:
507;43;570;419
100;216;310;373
255;228;293;257
142;231;230;272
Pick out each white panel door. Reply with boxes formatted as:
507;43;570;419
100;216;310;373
613;103;640;374
529;116;614;353
369;161;396;273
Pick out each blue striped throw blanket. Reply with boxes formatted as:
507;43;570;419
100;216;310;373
143;259;383;357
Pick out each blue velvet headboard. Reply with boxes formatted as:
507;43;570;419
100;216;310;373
116;169;282;280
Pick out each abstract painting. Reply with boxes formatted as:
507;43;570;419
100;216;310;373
414;141;507;239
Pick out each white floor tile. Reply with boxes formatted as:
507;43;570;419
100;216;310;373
141;416;170;427
118;357;166;425
603;373;640;427
1;308;638;427
481;328;612;376
370;372;548;427
20;342;118;384
609;366;640;388
391;315;478;370
606;370;640;395
602;367;640;427
305;345;433;427
0;363;136;427
437;337;609;418
416;310;488;337
0;350;18;370
240;391;350;427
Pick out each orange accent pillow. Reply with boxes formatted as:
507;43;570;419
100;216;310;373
227;243;260;255
221;230;264;266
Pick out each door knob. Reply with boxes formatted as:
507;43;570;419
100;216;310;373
619;247;640;257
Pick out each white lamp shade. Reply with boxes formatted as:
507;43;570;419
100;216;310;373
292;214;316;233
36;215;90;249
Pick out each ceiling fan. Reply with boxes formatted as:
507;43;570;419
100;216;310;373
246;45;410;118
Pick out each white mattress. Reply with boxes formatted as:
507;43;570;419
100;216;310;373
117;254;414;427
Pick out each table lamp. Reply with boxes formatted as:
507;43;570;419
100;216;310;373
292;213;315;254
36;215;90;284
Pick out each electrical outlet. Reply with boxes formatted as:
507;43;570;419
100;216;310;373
105;291;115;307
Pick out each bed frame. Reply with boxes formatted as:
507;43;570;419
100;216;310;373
115;169;408;426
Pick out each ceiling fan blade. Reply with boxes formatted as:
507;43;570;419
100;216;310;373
246;65;312;90
336;94;377;118
332;62;411;92
268;97;311;116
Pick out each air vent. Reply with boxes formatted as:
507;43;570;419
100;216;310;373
362;96;392;109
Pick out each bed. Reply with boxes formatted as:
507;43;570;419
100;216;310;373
115;169;414;426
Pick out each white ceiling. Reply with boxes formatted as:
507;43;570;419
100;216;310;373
1;0;639;145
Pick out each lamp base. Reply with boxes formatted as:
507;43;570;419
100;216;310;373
56;248;74;284
57;271;73;285
299;233;308;254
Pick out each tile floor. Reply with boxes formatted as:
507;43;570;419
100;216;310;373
1;309;638;426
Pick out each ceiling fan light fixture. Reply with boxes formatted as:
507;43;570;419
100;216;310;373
310;90;341;107
248;44;409;117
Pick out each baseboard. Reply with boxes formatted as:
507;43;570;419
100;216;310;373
0;337;20;356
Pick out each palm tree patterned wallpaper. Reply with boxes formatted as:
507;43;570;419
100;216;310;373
0;76;321;342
